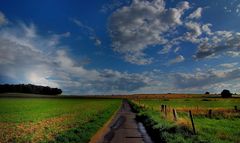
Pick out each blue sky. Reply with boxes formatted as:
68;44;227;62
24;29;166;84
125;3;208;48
0;0;240;94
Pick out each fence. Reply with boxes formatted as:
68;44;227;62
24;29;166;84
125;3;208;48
133;99;239;135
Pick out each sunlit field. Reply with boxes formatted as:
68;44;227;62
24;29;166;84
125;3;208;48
131;98;240;143
0;98;121;143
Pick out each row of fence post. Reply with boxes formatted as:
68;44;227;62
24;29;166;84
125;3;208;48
160;104;196;134
136;100;238;135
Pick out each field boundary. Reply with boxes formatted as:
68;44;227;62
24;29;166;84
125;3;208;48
89;100;122;143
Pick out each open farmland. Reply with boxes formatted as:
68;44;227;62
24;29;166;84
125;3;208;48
131;98;240;143
0;98;121;143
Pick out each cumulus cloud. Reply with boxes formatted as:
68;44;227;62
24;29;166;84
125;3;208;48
202;24;213;35
185;22;202;37
226;51;240;57
1;20;239;94
219;62;238;68
0;20;153;94
168;55;185;65
0;21;71;86
107;0;240;64
188;7;203;19
173;68;240;89
108;0;190;65
194;31;240;59
1;9;240;94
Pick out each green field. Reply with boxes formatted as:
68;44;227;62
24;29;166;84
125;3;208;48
132;98;240;143
0;98;121;143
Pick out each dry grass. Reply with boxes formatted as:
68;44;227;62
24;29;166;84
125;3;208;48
129;94;209;99
176;107;240;118
0;114;77;143
176;117;191;128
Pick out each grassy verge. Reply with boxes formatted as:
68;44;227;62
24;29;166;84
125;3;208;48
48;107;117;143
129;100;202;143
129;99;240;143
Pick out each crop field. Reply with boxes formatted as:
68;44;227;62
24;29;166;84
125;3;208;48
0;98;121;143
131;98;240;143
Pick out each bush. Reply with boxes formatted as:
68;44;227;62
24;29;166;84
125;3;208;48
221;89;232;98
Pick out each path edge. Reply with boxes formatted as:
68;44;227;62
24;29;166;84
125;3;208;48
89;100;122;143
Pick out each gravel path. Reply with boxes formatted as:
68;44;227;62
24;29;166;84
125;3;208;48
101;100;153;143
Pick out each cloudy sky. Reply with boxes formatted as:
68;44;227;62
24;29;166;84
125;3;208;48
0;0;240;94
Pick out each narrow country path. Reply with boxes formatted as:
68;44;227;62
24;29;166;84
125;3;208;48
100;100;153;143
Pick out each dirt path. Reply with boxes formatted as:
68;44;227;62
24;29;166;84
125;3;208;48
100;100;153;143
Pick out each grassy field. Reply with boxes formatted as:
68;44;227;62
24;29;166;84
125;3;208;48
131;98;240;143
0;98;121;143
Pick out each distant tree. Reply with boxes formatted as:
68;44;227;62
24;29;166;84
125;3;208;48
0;84;62;95
221;89;232;98
205;92;210;95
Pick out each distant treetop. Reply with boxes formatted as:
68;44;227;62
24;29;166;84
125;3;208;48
0;84;62;95
205;92;210;95
221;89;232;98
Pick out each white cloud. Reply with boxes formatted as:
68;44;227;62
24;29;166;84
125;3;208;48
194;31;240;59
219;62;238;68
188;7;203;19
174;47;180;53
226;51;240;57
20;23;37;38
107;0;240;64
71;18;102;47
202;24;213;35
0;11;8;26
168;55;185;65
108;0;190;65
173;68;240;89
0;20;153;94
177;1;190;11
1;6;240;94
1;21;239;94
185;21;202;37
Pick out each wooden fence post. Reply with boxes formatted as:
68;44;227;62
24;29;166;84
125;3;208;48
208;109;212;118
173;109;178;121
189;110;196;134
164;105;167;117
161;105;164;112
234;106;238;111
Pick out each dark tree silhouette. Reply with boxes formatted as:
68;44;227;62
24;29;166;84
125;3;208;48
0;84;62;95
221;89;232;98
205;92;210;95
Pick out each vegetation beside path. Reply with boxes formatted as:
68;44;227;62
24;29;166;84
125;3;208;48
129;98;240;143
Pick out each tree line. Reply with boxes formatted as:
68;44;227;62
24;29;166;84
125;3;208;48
0;84;62;95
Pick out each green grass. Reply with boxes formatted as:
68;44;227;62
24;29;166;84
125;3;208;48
0;98;121;143
132;98;240;143
194;117;240;143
